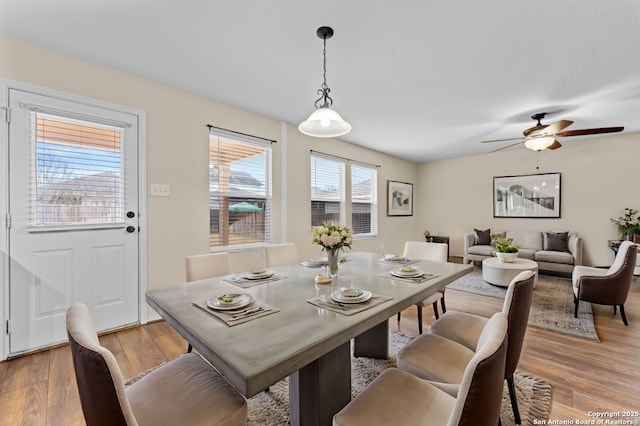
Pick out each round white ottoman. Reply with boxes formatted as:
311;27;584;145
482;257;538;288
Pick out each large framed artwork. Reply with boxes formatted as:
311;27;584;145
493;172;561;218
387;180;413;216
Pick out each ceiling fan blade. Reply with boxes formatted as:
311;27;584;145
544;120;574;135
556;126;624;137
523;124;547;137
488;141;523;153
480;137;524;143
548;140;562;150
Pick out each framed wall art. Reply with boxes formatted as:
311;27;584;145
493;172;561;218
387;180;413;216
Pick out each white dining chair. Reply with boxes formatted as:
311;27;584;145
185;252;231;282
265;243;299;267
228;248;267;273
399;241;449;334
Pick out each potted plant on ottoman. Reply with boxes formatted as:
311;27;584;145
491;234;519;263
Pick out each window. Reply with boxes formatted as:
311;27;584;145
351;163;377;235
209;128;272;248
32;112;124;227
310;153;377;236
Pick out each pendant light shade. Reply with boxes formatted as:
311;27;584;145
298;26;351;138
299;106;352;138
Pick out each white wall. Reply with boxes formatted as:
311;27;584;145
416;132;640;267
0;36;419;315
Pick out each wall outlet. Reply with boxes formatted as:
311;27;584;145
150;183;170;197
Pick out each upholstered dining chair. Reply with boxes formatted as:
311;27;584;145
333;312;508;426
66;303;247;426
228;248;267;274
398;241;449;334
424;269;535;425
572;240;637;326
185;252;231;282
265;243;299;267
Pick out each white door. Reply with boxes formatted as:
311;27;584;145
7;89;140;354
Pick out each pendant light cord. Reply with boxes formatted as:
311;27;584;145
315;33;333;108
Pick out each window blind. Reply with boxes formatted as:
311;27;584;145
310;154;345;226
32;112;124;226
351;163;377;235
209;129;272;248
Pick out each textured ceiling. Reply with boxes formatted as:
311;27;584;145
1;0;639;162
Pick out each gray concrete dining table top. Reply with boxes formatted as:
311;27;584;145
146;251;472;424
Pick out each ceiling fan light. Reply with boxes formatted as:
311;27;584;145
524;136;555;151
298;107;352;138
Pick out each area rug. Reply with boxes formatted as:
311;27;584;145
245;330;552;425
447;268;599;341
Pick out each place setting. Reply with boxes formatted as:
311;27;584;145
378;254;420;265
381;265;439;284
222;268;286;288
192;292;279;326
307;287;392;315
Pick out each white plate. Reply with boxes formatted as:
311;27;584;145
241;270;275;280
331;289;373;304
391;268;424;278
207;294;255;310
301;259;327;268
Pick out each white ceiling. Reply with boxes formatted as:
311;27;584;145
1;0;639;162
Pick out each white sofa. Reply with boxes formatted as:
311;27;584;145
463;230;583;275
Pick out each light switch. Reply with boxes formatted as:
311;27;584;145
150;183;170;197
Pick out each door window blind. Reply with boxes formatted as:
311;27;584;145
32;112;123;226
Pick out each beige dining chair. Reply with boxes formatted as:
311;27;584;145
66;303;247;426
185;252;231;282
398;241;449;334
228;248;267;274
333;312;508;426
265;243;299;267
424;269;535;424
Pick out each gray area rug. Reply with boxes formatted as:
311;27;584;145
246;330;552;425
447;268;599;342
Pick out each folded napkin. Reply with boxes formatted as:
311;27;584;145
379;272;439;284
193;299;279;326
378;258;421;266
307;294;392;316
223;273;286;288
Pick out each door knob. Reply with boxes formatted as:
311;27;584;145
126;226;136;233
127;211;135;218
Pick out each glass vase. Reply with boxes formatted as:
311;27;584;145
326;249;340;278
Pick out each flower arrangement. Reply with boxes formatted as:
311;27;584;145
491;233;519;253
610;208;640;238
312;223;353;252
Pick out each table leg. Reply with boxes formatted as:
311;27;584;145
289;341;351;426
353;320;389;359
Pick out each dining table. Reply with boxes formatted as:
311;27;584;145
145;251;473;426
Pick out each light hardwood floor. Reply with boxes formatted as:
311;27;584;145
1;275;638;425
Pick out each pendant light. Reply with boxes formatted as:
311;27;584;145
298;26;352;138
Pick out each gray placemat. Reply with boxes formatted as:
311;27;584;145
379;271;439;284
307;294;392;315
223;273;287;288
378;258;421;266
193;299;279;326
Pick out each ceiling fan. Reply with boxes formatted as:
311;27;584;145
481;112;624;153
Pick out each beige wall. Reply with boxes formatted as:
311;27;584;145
416;132;640;267
0;36;419;310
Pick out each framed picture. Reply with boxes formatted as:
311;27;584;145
387;180;413;216
493;173;561;218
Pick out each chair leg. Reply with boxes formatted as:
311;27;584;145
397;312;402;323
431;301;439;320
613;305;618;316
620;304;628;326
417;305;423;335
187;343;193;353
574;299;579;318
507;375;521;425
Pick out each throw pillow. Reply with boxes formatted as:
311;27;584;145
545;231;569;252
474;228;491;245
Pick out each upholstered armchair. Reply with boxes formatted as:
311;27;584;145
572;241;637;326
